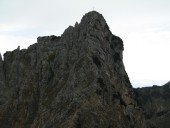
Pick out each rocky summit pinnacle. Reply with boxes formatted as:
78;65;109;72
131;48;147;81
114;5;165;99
0;11;147;128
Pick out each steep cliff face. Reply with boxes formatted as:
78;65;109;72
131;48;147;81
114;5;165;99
135;82;170;128
0;11;146;128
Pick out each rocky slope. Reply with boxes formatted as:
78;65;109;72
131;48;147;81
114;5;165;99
135;81;170;128
0;11;146;128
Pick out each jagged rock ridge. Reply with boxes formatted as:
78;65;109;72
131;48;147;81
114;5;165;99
0;11;146;128
135;81;170;128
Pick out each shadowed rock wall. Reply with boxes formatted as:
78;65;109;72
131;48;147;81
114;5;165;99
135;81;170;128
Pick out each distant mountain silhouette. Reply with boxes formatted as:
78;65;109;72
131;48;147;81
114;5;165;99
135;81;170;128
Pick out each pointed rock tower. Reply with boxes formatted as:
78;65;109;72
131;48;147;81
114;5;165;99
0;11;146;128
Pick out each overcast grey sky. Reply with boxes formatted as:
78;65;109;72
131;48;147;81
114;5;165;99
0;0;170;87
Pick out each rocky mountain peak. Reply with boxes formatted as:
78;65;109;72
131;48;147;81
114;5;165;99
0;11;147;128
80;11;107;27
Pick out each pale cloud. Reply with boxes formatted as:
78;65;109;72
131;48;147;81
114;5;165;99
0;24;23;32
0;35;36;55
123;26;170;81
132;79;169;88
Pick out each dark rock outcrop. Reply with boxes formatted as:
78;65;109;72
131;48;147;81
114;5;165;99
0;11;146;128
0;54;4;87
135;81;170;128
